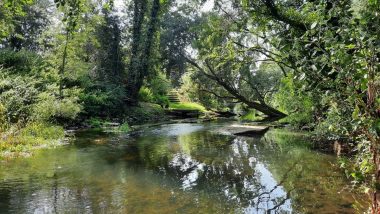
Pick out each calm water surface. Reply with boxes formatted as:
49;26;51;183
0;122;367;213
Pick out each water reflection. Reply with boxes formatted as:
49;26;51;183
0;123;367;213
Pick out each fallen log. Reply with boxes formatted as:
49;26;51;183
216;124;270;137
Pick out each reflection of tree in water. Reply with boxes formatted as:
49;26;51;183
117;130;296;212
256;130;366;213
163;133;295;213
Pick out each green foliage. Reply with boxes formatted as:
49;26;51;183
240;109;262;121
119;122;130;132
81;85;125;118
0;50;82;124
179;71;225;110
0;0;34;39
155;95;170;108
0;104;7;131
20;122;65;140
140;73;171;107
256;0;380;199
32;90;82;121
1;0;50;51
86;117;103;128
138;86;154;102
159;8;200;86
0;49;42;73
274;75;315;128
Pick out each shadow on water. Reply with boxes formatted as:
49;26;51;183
0;123;368;213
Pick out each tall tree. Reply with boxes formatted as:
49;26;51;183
186;12;287;119
54;0;83;98
2;0;50;51
0;0;34;40
95;9;125;83
236;0;380;211
159;7;200;86
126;0;162;104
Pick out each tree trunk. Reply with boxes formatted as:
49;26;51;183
244;100;287;119
126;0;160;105
184;56;287;119
373;150;380;214
59;30;70;99
126;0;147;105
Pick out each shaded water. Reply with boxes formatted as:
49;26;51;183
0;123;366;213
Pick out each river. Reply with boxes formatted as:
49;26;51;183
0;122;367;213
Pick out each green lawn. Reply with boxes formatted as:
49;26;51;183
169;102;206;112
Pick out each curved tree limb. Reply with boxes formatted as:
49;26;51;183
182;54;286;119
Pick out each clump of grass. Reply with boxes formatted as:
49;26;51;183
0;122;65;159
169;102;206;112
118;122;130;132
86;117;104;128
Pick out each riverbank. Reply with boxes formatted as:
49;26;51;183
0;101;350;160
0;123;66;159
0;102;200;159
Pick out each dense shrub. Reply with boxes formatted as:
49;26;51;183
0;49;82;140
138;86;154;102
273;75;315;128
139;73;171;107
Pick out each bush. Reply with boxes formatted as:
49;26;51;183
273;75;315;128
140;72;171;107
20;122;65;140
86;117;103;128
0;74;39;123
0;104;7;131
0;49;82;124
138;86;154;102
155;94;169;108
32;90;82;122
81;84;125;118
119;122;130;132
0;49;43;74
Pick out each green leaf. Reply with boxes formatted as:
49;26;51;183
345;44;356;49
352;105;359;120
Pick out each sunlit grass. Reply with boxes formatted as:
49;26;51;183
169;102;207;112
0;122;65;159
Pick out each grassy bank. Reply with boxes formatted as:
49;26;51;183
0;123;65;159
169;102;207;112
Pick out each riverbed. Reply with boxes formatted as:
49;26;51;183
0;122;367;213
